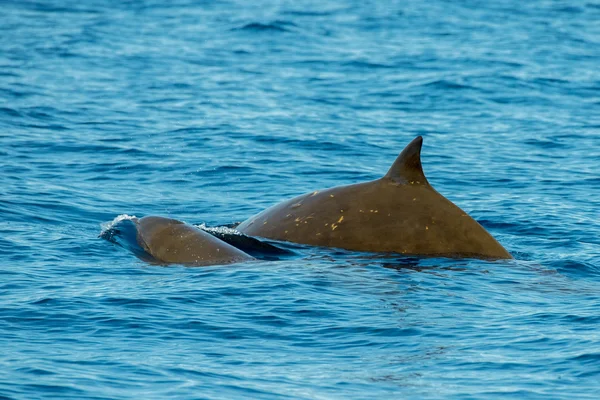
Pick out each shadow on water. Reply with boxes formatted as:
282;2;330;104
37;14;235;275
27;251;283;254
198;225;299;260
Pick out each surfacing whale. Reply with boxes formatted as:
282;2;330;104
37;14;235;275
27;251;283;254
236;136;511;260
104;216;254;266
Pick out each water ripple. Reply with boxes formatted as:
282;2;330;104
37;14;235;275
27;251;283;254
1;0;599;398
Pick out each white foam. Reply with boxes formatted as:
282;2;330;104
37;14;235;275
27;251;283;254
100;214;137;233
196;223;243;236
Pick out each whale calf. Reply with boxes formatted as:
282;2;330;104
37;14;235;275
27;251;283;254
236;136;511;260
107;216;254;266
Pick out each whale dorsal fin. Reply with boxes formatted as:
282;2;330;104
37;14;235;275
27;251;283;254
383;136;429;185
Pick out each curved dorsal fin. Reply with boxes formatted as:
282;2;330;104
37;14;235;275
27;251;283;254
383;136;429;185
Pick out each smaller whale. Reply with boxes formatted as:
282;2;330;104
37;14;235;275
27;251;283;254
237;136;512;260
103;216;253;266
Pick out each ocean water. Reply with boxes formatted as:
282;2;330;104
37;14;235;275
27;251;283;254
1;0;600;398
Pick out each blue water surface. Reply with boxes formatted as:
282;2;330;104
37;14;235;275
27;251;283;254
2;0;600;398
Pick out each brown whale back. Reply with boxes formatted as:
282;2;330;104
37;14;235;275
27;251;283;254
236;136;511;260
136;216;253;266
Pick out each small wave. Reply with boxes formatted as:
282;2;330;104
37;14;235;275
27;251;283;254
523;138;566;149
99;214;136;233
343;60;395;69
420;79;475;90
0;71;20;78
282;10;335;17
0;106;22;118
0;87;40;99
554;5;584;14
570;353;600;363
549;259;600;276
232;20;297;33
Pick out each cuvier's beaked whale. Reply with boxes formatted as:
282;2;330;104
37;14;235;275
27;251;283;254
236;136;511;260
131;216;253;266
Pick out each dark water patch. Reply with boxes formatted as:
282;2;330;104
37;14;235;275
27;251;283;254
587;2;600;10
166;126;209;135
532;77;571;86
18;383;87;397
249;134;356;154
7;140;152;156
14;367;56;376
553;5;584;14
0;87;40;99
0;70;21;78
22;106;79;120
10;0;100;14
314;326;421;339
233;21;297;33
102;297;168;309
523;138;568;149
418;79;479;91
282;10;338;17
570;353;600;365
16;122;70;131
0;107;22;118
562;314;600;325
549;260;600;276
343;60;395;70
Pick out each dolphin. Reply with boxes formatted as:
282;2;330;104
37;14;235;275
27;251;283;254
236;136;511;260
111;216;254;266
